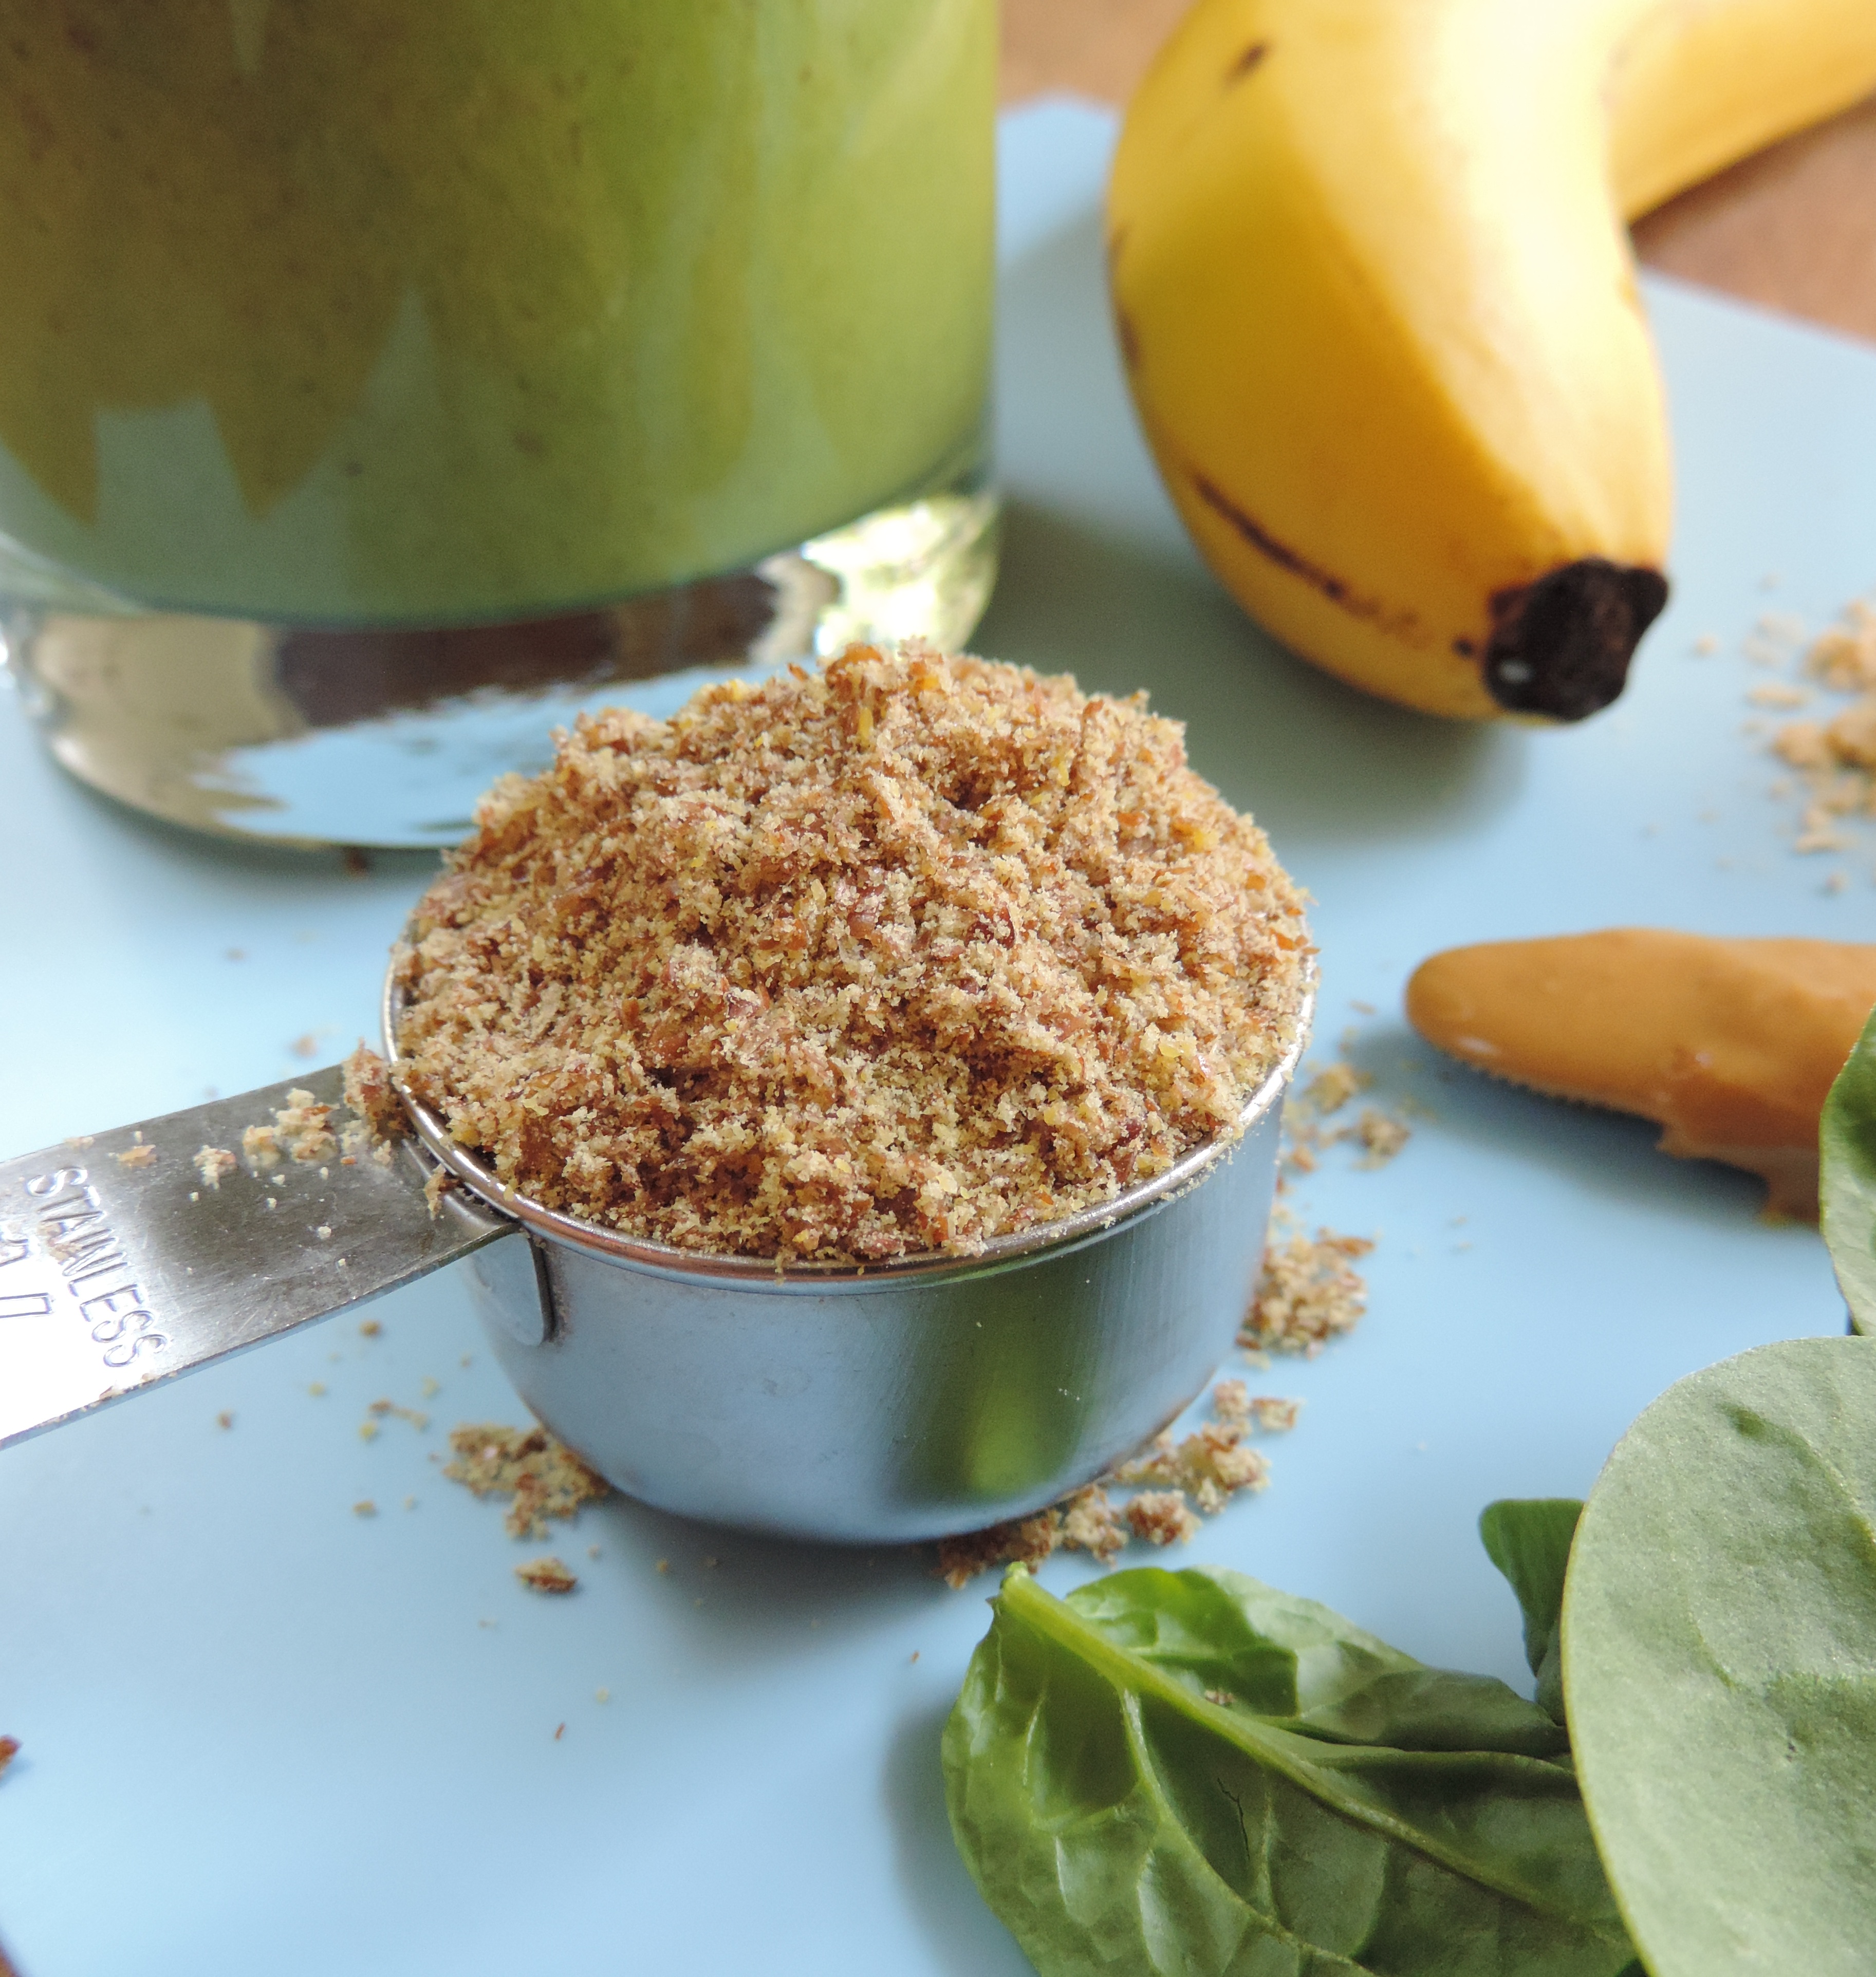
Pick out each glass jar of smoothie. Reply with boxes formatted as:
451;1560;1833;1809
0;1;997;845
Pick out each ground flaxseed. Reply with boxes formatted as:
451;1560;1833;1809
1125;1491;1201;1547
515;1556;578;1595
1282;1055;1410;1174
932;1372;1297;1585
1240;1217;1374;1356
394;643;1310;1261
342;1044;407;1154
241;1089;337;1171
443;1423;610;1540
1115;1419;1272;1516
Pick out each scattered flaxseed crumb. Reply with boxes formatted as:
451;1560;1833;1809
242;1088;338;1169
1748;681;1809;708
64;1134;94;1150
935;1349;1314;1587
443;1422;610;1539
403;1495;417;1510
935;1509;1061;1590
216;1410;234;1430
315;1225;333;1241
308;1382;327;1397
339;1121;389;1166
114;1142;158;1170
359;1319;382;1338
394;642;1310;1262
1241;1218;1373;1355
1808;600;1876;691
0;1735;17;1778
422;1166;456;1219
420;1376;440;1399
587;1544;601;1560
193;1146;238;1190
1693;633;1719;655
290;1032;320;1059
1058;1484;1128;1565
596;1687;611;1703
1762;599;1876;859
1281;1058;1365;1168
353;1500;377;1517
1291;1061;1369;1121
934;1480;1132;1587
1126;1490;1200;1547
1115;1422;1270;1515
342;1043;408;1145
554;1722;566;1739
1282;1059;1409;1176
516;1557;578;1594
359;1420;380;1443
1351;1108;1411;1169
368;1398;430;1431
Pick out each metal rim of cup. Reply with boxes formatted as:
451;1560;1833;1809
382;959;1313;1292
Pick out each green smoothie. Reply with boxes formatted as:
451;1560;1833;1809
0;0;994;623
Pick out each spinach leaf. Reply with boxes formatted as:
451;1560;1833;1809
1820;1002;1876;1334
1563;1336;1876;1977
1069;1566;1569;1756
1479;1499;1582;1724
944;1563;1634;1977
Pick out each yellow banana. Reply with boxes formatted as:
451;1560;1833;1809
1108;0;1876;721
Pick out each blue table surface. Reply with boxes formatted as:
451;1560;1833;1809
2;99;1870;1975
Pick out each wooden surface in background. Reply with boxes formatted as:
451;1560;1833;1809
1002;0;1876;347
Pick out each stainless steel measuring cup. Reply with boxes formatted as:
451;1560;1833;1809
0;969;1308;1542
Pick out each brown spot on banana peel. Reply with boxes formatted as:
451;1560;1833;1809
1407;930;1876;1219
1483;559;1669;720
1188;471;1422;642
1184;470;1661;712
1224;41;1270;85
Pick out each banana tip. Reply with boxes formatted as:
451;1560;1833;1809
1483;559;1669;721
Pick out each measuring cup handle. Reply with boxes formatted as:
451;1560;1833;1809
0;1063;515;1450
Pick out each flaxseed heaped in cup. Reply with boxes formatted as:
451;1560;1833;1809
393;643;1310;1261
